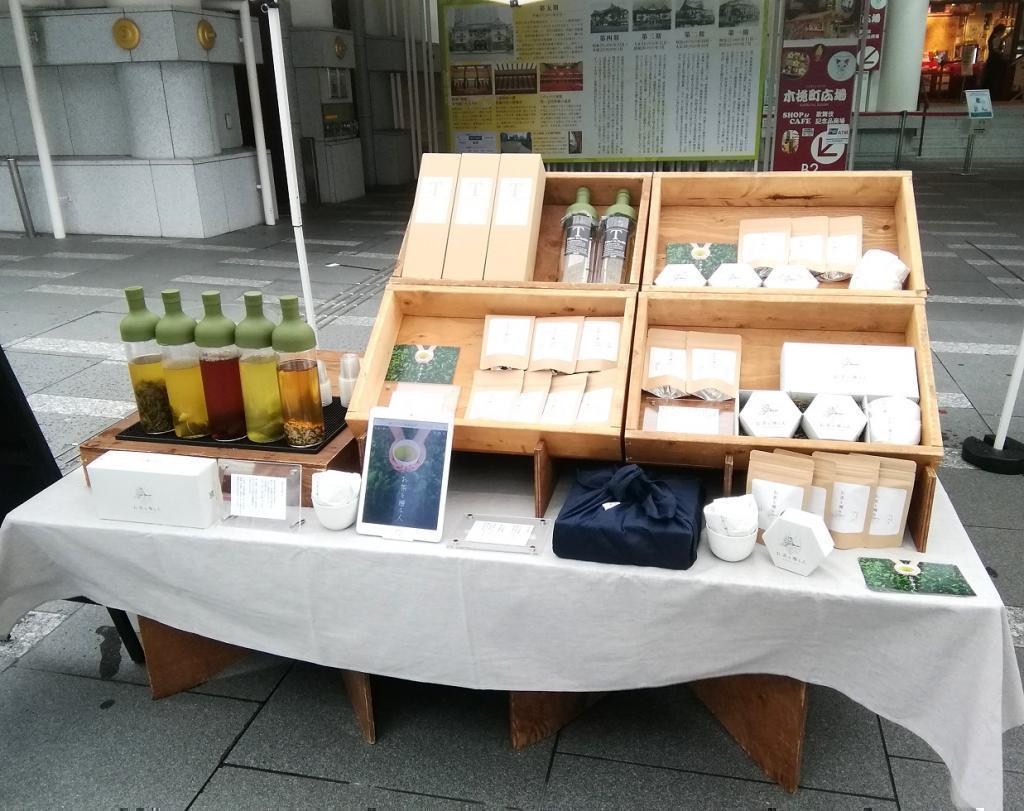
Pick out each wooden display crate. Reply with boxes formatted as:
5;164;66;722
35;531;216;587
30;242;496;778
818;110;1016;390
392;172;652;290
79;351;360;508
347;285;636;461
642;171;926;297
624;293;942;550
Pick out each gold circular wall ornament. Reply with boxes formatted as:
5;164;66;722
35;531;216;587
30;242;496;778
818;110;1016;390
197;19;217;51
112;18;141;51
334;36;348;60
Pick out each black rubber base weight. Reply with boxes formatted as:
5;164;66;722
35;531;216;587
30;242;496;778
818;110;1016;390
962;435;1024;475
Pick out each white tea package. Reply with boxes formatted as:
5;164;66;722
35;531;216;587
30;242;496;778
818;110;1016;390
466;369;524;421
655;263;707;288
780;342;920;401
575;369;617;425
708;262;762;289
864;396;922;445
540;373;588;425
849;249;910;291
788;216;828;273
480;315;534;370
529;316;583;374
738;218;791;272
764;265;819;289
642;328;688;399
746;449;814;536
763;509;835;577
508;370;553;423
802;394;867;442
687;331;741;401
821;216;863;281
739;391;802;438
575;317;621;373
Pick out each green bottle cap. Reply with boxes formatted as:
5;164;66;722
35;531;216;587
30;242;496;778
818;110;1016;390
272;295;316;353
119;286;159;342
605;189;636;221
155;289;197;347
235;291;276;349
564;187;597;220
194;291;237;348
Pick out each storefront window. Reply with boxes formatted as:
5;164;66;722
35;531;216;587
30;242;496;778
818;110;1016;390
923;2;1021;99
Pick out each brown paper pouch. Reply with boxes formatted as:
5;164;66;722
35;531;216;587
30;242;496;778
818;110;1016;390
642;327;688;399
643;397;735;435
528;316;584;374
822;216;863;281
746;449;814;540
539;372;587;425
864;456;916;548
738;217;791;270
465;369;524;421
788;216;829;273
813;452;879;548
576;369;618;425
508;370;553;424
480;315;534;370
575;317;623;373
687;331;741;401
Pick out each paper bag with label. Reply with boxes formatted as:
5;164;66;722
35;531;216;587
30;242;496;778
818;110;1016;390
529;316;584;374
508;370;553;423
788;216;828;273
822;216;863;281
575;369;618;425
540;372;588;425
480;315;535;370
642;328;687;399
575;317;622;373
687;332;741;401
746;449;813;539
738;217;791;276
643;397;736;435
466;369;524;421
865;456;915;547
773;449;828;518
812;452;879;549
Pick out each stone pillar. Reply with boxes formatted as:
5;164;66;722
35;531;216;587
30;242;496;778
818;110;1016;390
874;0;928;112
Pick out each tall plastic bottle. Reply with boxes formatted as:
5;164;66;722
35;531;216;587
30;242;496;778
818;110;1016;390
272;295;325;448
235;292;284;443
195;291;246;441
156;290;209;439
120;287;173;435
591;188;636;284
558;187;598;283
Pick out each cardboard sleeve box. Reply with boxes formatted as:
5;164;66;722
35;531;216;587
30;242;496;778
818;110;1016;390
404;153;462;279
442;154;501;281
483;154;546;283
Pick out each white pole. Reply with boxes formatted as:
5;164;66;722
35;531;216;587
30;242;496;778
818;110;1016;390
9;0;64;239
993;325;1024;451
403;0;419;176
266;5;317;338
420;0;435;153
408;0;422;164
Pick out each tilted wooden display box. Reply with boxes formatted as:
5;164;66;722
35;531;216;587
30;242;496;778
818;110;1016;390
624;293;942;550
643;171;926;297
346;285;635;460
392;172;652;290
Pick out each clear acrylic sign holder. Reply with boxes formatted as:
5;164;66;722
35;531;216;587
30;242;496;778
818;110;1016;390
218;459;303;531
447;513;547;555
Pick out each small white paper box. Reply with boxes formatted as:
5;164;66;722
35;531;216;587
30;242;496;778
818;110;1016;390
780;342;920;402
864;396;922;445
802;393;867;441
763;265;819;289
708;263;762;289
655;263;707;287
739;391;802;438
86;451;220;529
763;508;835;576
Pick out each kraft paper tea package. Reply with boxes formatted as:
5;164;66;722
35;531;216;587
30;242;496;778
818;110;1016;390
575;369;618;425
575;317;622;373
812;452;880;549
738;218;791;274
746;449;814;537
822;216;863;281
508;370;553;423
687;332;741;401
480;315;535;370
540;372;588;425
643;398;736;435
529;316;584;374
787;216;829;273
643;328;688;399
773;449;828;518
466;369;524;421
865;456;916;547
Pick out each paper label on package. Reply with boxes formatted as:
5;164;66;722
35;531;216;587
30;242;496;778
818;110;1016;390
750;478;805;531
741;232;786;263
578;320;621;363
531;322;579;364
576;387;614;424
827;234;860;262
484;318;532;357
466;388;517;421
828;482;872;534
869;486;908;536
540;389;580;424
494;177;533;226
509;390;548;423
789;234;825;261
807;485;827;518
413;176;453;224
689;348;737;384
230;474;287;520
465;519;533;546
648;347;686;378
389;385;458;418
656;405;720;435
453;177;493;225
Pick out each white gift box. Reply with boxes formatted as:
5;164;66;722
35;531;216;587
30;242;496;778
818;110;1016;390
763;265;819;289
655;263;707;287
739;391;802;438
802;393;867;441
864;396;922;445
708;263;762;289
86;451;221;529
780;342;920;402
763;508;835;576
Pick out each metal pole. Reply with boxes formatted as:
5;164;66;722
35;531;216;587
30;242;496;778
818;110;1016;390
893;109;908;169
918;103;928;157
993;324;1024;451
847;0;870;171
403;0;419;176
6;157;36;238
765;0;786;172
962;128;979;175
9;0;64;238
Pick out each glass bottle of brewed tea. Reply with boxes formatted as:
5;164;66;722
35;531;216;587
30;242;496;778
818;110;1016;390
235;292;284;444
120;287;173;435
591;188;636;284
272;296;325;448
195;291;246;442
558;187;598;284
156;290;209;439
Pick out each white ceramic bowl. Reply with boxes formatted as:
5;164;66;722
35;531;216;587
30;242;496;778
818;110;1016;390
313;498;358;531
705;526;757;562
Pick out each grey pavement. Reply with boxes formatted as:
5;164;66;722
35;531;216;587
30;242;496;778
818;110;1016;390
2;172;1024;808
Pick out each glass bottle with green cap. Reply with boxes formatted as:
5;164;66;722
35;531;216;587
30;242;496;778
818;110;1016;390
196;291;246;442
156;289;209;439
120;287;173;435
236;292;284;443
559;186;598;284
272;295;324;448
592;188;636;284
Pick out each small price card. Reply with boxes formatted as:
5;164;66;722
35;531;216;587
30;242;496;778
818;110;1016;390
219;459;302;530
230;474;288;520
449;513;547;555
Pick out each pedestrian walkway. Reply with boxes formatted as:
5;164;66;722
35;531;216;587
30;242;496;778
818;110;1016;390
2;170;1024;809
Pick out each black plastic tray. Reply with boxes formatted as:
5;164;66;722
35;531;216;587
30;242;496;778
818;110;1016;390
116;399;347;455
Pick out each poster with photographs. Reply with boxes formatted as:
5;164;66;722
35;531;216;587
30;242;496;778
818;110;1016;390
440;0;769;161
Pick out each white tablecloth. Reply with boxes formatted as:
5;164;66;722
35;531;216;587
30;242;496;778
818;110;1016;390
1;457;1021;810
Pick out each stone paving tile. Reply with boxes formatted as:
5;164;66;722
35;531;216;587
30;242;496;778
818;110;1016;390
937;353;1024;418
0;667;256;809
0;295;104;344
38;359;134;403
34;412;118;458
938;467;1024;530
4;351;99;395
928;318;1024;345
965;527;1024;607
938;406;993;457
888;757;1024;811
0;610;67;673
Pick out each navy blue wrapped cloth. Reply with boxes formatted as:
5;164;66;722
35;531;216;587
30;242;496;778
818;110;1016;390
552;464;704;570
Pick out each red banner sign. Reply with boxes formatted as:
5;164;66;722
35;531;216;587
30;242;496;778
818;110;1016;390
864;0;886;72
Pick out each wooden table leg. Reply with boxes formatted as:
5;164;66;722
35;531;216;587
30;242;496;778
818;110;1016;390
690;674;807;792
508;690;601;750
533;440;556;519
138;616;247;700
341;669;376;744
